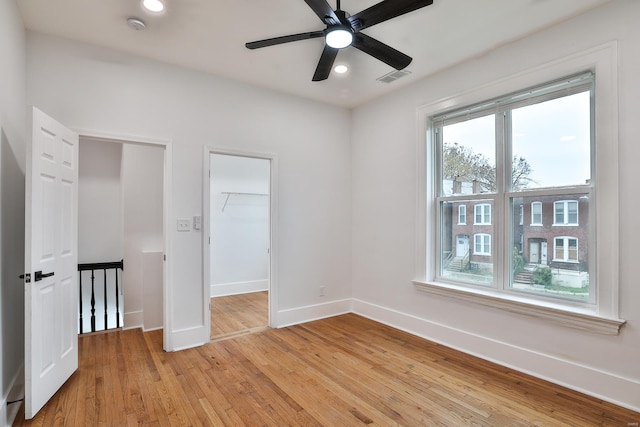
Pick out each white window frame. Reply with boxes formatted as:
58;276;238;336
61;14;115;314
458;205;466;225
519;204;523;225
554;236;579;262
531;201;542;226
413;43;624;335
474;204;491;225
474;233;491;256
553;200;579;226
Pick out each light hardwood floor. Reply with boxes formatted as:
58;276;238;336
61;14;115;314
13;314;639;426
210;291;268;340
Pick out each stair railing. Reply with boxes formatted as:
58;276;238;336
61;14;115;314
78;260;124;334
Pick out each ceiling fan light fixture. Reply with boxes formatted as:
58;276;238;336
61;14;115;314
142;0;164;13
325;28;353;49
334;64;348;74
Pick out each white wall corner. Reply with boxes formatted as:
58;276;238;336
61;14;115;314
169;325;209;352
276;299;353;328
123;310;143;330
351;299;640;413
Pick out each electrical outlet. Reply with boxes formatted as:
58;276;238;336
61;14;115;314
177;218;191;231
319;286;325;297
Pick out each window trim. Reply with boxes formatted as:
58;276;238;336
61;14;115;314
474;233;491;256
531;201;543;226
519;204;523;225
413;42;624;334
474;203;491;225
553;200;579;226
458;205;466;225
553;236;579;263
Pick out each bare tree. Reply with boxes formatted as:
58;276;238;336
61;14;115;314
443;142;534;191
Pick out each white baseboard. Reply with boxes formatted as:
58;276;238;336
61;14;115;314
352;299;640;413
168;325;209;352
123;310;143;329
276;299;352;328
210;280;268;297
2;362;24;427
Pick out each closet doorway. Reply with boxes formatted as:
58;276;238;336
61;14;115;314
207;152;271;340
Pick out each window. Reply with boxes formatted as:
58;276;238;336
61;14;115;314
458;205;466;224
474;204;491;225
531;202;542;225
432;72;593;301
554;237;578;262
474;234;491;255
416;47;624;334
519;204;523;225
554;200;579;225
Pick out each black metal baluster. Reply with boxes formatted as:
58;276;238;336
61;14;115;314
90;269;96;332
78;260;125;334
79;271;84;334
115;267;120;328
103;268;108;330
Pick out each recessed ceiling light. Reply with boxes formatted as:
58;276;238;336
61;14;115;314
143;0;164;12
334;65;348;74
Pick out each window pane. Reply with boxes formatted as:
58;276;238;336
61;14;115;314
440;200;494;286
568;201;578;224
554;202;564;224
532;202;542;225
442;114;496;195
511;195;589;300
511;92;591;190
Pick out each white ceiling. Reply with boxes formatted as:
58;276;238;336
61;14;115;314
17;0;612;108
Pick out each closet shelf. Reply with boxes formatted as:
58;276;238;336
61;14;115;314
221;192;268;212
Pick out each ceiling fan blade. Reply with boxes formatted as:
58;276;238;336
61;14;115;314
352;32;412;70
303;0;340;25
312;45;339;81
348;0;433;32
246;31;325;49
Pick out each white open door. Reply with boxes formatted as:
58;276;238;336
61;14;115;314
24;107;79;419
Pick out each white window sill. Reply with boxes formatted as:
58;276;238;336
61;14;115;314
413;280;625;335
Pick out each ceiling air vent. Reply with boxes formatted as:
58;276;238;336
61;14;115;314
377;69;411;83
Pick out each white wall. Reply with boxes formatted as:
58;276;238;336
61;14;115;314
121;143;164;330
351;0;640;412
26;33;353;348
78;139;123;263
210;154;269;296
0;1;26;425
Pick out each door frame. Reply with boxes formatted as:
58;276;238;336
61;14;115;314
74;129;173;350
203;147;278;335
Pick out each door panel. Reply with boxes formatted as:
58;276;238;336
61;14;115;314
530;242;540;264
25;107;79;419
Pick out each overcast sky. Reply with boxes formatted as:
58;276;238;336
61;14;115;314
443;91;591;189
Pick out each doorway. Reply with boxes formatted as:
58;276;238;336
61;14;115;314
456;235;469;257
78;137;166;334
206;152;271;340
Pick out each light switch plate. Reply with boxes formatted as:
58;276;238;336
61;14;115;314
177;218;191;231
193;215;201;230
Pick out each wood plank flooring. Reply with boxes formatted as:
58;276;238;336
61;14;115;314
13;313;639;426
210;291;268;339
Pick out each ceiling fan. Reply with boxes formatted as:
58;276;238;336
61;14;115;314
245;0;434;81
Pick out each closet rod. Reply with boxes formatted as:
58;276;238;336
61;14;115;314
221;192;268;212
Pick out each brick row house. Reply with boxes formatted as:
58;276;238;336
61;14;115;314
442;179;589;287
